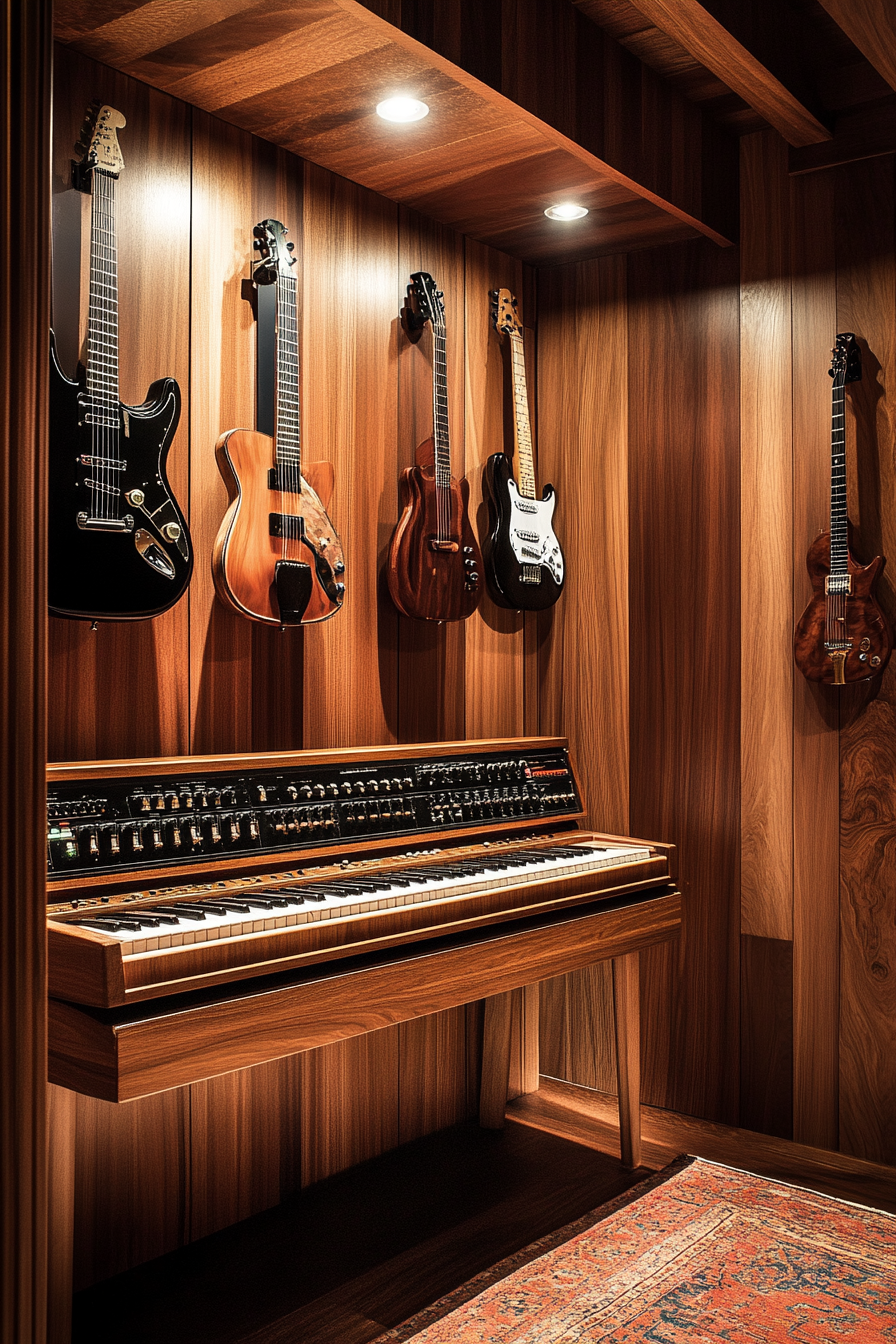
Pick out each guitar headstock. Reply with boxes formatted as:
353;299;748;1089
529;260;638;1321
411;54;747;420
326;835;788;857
408;272;445;332
490;288;522;339
73;102;126;186
829;332;862;384
252;218;296;285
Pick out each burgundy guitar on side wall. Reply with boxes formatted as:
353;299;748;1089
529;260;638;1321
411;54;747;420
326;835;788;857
793;332;891;685
386;272;482;622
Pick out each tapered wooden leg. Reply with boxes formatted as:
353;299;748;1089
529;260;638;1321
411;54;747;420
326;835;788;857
47;1084;76;1344
612;952;641;1168
509;982;540;1098
479;991;515;1128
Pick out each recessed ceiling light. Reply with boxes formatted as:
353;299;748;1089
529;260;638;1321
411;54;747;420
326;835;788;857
376;97;430;123
544;204;589;221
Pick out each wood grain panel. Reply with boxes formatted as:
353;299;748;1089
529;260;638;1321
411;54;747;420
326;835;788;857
614;0;830;146
189;111;265;755
189;1057;302;1239
301;162;399;751
0;2;51;1339
48;49;191;761
534;256;629;1097
739;130;793;942
628;238;741;1123
815;0;896;94
462;237;525;741
300;1029;401;1187
399;1007;470;1143
834;155;896;1165
55;0;729;260
739;935;793;1139
73;1090;189;1290
790;167;839;1151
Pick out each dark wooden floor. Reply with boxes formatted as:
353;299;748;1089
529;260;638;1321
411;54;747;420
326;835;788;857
72;1118;645;1344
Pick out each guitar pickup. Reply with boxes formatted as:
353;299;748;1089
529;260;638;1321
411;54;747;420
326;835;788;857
825;574;852;594
430;539;459;552
269;513;305;541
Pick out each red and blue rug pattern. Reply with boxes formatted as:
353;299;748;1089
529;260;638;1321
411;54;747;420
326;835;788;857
375;1156;896;1342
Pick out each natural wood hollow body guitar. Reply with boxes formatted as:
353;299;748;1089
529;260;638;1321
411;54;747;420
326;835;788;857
213;434;344;625
212;218;345;626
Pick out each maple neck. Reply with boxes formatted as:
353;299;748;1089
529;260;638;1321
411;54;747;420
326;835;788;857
830;374;847;576
274;270;300;474
431;322;451;492
85;169;119;406
508;330;536;499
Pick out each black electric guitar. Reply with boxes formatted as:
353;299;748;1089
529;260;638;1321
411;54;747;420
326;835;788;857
484;289;564;610
49;102;193;621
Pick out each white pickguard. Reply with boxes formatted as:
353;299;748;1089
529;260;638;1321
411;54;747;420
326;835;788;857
507;480;564;584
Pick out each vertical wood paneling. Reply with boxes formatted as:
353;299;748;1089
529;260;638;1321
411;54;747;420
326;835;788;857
835;156;896;1165
48;51;191;763
300;1032;400;1188
301;163;399;751
462;237;525;742
535;256;629;1094
740;131;794;942
739;935;793;1139
398;1008;470;1144
189;1058;301;1241
629;239;741;1123
1;3;50;1340
72;1092;189;1291
790;168;840;1152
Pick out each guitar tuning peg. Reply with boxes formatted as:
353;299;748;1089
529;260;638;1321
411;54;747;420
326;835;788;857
253;239;261;249
286;241;295;251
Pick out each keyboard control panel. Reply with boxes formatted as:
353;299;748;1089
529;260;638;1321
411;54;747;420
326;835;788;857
47;744;581;888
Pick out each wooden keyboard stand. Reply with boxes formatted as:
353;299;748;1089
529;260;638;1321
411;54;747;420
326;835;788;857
47;887;680;1344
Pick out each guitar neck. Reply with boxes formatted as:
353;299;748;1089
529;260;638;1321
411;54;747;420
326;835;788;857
275;270;301;477
830;376;847;577
86;169;120;409
431;323;451;490
509;330;536;499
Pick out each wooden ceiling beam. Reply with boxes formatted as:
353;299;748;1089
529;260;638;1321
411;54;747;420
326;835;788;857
814;0;896;95
620;0;832;146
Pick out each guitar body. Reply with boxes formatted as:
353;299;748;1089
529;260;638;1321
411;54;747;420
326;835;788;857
48;334;193;621
793;526;891;683
483;452;564;611
387;446;482;621
213;429;345;625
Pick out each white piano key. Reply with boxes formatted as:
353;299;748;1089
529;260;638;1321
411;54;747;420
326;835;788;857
60;843;651;955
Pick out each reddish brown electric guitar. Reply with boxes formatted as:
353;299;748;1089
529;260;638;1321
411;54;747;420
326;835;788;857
387;272;482;622
212;218;345;626
793;332;891;685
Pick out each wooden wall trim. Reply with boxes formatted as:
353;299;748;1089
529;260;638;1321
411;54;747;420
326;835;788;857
1;1;52;1340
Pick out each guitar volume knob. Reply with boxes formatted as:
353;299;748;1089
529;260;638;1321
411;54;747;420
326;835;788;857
162;522;182;542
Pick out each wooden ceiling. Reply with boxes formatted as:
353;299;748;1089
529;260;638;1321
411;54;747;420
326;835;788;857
574;0;896;172
53;0;712;266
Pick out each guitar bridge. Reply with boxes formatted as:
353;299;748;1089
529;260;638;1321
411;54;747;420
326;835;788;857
76;513;134;533
430;539;459;553
521;564;541;586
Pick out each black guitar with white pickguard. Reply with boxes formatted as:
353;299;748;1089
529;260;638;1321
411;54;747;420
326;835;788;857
483;289;564;611
49;102;193;621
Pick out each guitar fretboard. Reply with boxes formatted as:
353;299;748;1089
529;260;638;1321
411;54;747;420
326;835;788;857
509;331;536;500
85;169;120;415
432;323;451;491
830;377;847;576
275;270;301;479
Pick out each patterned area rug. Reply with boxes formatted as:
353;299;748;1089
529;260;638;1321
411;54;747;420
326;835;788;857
373;1156;896;1342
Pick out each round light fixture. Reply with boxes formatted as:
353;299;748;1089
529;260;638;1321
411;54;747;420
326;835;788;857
544;203;589;221
376;97;430;123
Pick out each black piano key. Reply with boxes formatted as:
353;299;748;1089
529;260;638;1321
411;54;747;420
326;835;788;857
71;917;143;932
143;905;208;922
195;900;255;914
